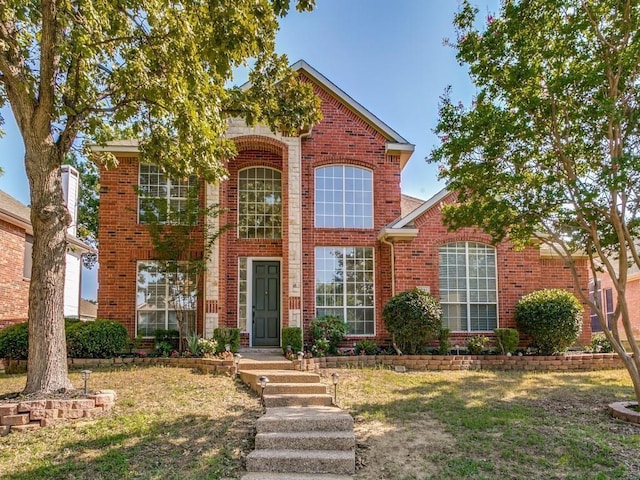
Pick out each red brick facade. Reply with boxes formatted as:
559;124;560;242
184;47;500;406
0;219;29;327
96;62;591;347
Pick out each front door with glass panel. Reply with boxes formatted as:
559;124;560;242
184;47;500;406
252;261;280;347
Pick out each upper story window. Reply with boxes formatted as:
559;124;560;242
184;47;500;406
138;163;196;224
238;167;282;239
439;242;498;332
315;165;373;229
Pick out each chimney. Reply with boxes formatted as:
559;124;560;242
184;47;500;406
61;165;79;236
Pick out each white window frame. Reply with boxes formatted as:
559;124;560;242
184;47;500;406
314;165;373;229
314;246;376;336
439;242;498;332
237;167;283;239
135;260;197;338
137;163;195;224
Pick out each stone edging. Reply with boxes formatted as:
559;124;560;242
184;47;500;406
0;390;116;436
608;402;640;424
305;353;626;372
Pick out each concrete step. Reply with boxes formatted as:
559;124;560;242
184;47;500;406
264;393;334;408
246;449;355;475
240;370;322;394
255;430;355;451
264;382;328;395
241;473;353;480
238;361;295;371
257;406;354;433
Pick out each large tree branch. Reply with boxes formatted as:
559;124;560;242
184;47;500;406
34;0;59;142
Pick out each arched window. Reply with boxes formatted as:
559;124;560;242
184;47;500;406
238;167;282;239
315;165;373;228
439;242;498;331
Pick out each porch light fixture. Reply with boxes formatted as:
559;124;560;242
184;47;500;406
234;354;242;377
258;375;270;405
331;372;340;404
297;351;304;371
80;370;92;395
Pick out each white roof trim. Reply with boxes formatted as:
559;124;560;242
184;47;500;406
90;143;139;154
378;227;419;242
290;60;413;145
389;187;450;229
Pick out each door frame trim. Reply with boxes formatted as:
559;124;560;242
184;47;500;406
247;257;282;348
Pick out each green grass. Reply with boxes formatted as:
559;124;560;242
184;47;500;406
2;366;639;479
321;368;640;480
0;366;261;480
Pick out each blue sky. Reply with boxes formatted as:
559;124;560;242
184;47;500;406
0;0;499;299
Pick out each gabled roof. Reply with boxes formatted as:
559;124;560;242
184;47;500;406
0;189;94;253
389;188;451;229
401;194;425;217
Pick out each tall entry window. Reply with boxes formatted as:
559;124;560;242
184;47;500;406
238;167;282;239
439;242;498;331
315;246;375;335
315;165;373;228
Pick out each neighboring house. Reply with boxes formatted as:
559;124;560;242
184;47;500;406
0;166;92;328
94;60;591;348
590;260;640;344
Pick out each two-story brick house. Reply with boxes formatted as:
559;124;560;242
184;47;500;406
95;61;591;348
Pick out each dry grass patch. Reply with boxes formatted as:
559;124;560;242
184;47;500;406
0;366;261;480
320;368;640;480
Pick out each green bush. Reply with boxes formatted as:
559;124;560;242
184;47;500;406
197;337;218;356
382;288;442;355
438;328;451;355
186;334;201;356
494;328;519;355
282;327;303;355
311;338;330;357
515;289;584;355
355;339;378;355
0;322;29;359
213;327;240;353
590;333;614;353
466;335;490;355
309;316;347;354
154;329;180;351
66;320;129;358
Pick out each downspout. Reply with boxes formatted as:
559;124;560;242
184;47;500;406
380;235;395;297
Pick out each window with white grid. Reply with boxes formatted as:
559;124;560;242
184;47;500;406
238;167;282;239
138;163;195;223
315;165;373;228
315;247;375;335
439;242;498;331
136;261;196;337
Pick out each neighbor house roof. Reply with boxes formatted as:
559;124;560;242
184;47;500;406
92;60;415;168
0;189;94;253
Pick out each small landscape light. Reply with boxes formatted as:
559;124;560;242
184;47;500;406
80;370;92;395
331;372;340;404
258;375;270;405
234;353;242;377
225;343;231;352
297;351;304;371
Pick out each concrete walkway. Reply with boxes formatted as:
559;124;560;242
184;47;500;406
237;350;355;480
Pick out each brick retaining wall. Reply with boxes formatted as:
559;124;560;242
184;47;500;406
0;390;116;436
305;353;626;372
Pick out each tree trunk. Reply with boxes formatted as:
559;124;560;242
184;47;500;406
23;145;74;394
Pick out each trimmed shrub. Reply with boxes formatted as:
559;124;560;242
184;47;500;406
515;289;584;355
438;328;451;355
590;333;614;353
282;327;303;355
213;327;240;353
154;329;180;351
309;316;347;354
382;288;442;355
355;339;378;355
0;322;29;359
66;320;129;358
494;328;519;355
466;335;490;355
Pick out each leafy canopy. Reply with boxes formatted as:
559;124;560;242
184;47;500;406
0;0;321;179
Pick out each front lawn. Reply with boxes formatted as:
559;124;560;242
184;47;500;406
1;366;638;479
323;368;640;480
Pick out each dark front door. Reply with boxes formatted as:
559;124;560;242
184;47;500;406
252;261;280;347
